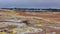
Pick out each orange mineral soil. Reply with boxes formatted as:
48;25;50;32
17;12;60;22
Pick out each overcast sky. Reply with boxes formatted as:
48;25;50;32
0;0;60;8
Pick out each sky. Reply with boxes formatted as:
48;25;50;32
0;0;60;8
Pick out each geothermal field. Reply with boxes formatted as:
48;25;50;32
0;9;60;34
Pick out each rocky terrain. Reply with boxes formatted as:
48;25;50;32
0;9;60;34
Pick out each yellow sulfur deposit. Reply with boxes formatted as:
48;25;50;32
22;28;28;32
46;32;56;34
52;32;56;34
10;29;17;34
0;32;5;34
